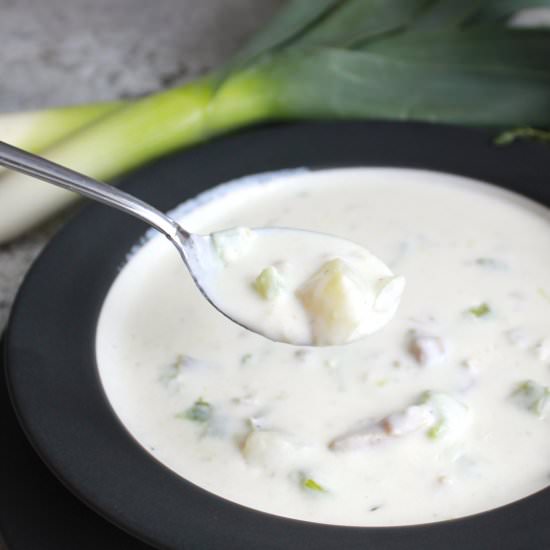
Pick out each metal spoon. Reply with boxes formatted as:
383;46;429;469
0;141;403;346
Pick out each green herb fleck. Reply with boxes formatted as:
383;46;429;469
241;353;253;365
177;398;212;423
468;303;491;318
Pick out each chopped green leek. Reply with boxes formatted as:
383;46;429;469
254;266;285;300
0;101;123;154
159;355;185;384
178;398;213;423
303;478;327;493
427;421;445;440
468;303;491;318
512;380;550;418
212;227;256;264
538;288;550;303
160;354;204;385
496;127;550;145
419;391;469;441
298;471;328;493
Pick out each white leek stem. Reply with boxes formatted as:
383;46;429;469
0;71;276;243
0;101;123;171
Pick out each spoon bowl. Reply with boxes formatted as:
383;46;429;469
197;226;405;346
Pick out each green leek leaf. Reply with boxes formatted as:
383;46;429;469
268;48;550;125
0;101;122;154
227;0;344;70
366;29;550;72
412;0;486;30
474;0;550;23
290;0;429;49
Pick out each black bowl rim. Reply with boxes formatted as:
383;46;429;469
4;121;550;550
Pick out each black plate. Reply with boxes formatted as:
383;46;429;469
5;122;550;550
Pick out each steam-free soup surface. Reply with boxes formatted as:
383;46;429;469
96;168;550;526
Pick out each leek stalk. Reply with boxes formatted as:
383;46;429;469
1;0;550;243
0;101;123;153
0;101;123;179
0;73;275;242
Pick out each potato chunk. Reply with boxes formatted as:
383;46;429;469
297;259;370;345
241;430;310;474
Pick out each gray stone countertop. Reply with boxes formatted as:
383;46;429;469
0;0;284;333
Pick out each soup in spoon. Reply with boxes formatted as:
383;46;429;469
204;226;404;345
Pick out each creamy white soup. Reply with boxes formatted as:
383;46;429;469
204;226;405;345
96;168;550;527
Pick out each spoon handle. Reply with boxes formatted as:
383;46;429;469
0;140;190;241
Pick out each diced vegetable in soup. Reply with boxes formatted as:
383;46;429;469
253;266;285;300
97;168;550;527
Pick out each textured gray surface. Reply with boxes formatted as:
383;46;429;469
0;0;283;333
